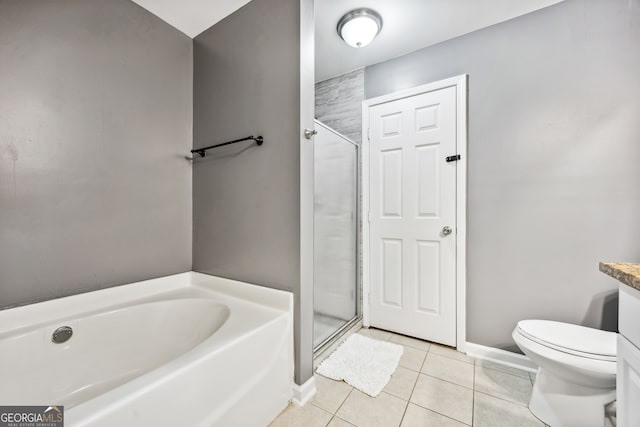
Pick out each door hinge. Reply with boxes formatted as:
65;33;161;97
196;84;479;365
368;211;371;222
446;154;461;162
367;128;371;141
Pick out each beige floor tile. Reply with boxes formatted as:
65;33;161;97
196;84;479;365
473;392;544;427
409;374;473;425
400;403;468;427
389;333;431;351
398;346;427;372
357;328;392;341
269;403;332;427
311;375;353;413
328;416;356;427
475;359;531;379
474;366;533;406
383;366;419;400
336;390;407;427
422;353;474;389
429;344;474;363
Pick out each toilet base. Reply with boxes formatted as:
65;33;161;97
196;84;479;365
529;369;616;427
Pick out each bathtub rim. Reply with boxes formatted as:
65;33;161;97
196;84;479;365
0;271;293;336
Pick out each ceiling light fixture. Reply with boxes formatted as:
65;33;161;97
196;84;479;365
337;8;383;49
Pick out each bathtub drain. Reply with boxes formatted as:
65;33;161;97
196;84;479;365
52;326;73;343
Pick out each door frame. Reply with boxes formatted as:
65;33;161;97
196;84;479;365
361;74;468;351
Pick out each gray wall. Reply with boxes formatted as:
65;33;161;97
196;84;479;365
193;0;314;384
0;0;193;309
315;69;364;144
365;0;640;350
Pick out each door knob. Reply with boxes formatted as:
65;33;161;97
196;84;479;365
442;226;453;236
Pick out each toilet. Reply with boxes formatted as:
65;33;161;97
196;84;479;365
512;320;617;427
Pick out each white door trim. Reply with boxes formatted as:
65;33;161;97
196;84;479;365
362;75;468;351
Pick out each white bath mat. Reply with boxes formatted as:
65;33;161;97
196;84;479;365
316;334;403;397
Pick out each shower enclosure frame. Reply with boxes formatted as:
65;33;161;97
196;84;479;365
312;120;362;354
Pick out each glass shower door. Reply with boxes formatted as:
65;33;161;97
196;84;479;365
313;120;359;350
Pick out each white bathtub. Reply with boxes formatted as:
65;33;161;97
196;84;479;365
0;272;294;426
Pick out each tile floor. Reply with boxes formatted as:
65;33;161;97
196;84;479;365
271;328;547;427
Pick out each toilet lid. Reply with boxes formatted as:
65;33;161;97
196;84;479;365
517;320;616;361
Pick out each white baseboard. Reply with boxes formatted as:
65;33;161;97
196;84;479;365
291;376;317;407
465;342;538;373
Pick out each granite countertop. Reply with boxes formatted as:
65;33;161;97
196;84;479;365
600;262;640;291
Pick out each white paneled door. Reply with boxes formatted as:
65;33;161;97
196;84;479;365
368;86;458;346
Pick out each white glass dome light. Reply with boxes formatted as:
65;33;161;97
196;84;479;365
337;9;383;48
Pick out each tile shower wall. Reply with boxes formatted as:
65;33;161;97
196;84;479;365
315;69;364;144
0;0;193;309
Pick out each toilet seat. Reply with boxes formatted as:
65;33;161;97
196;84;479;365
516;320;616;362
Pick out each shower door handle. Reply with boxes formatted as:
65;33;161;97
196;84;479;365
304;129;317;139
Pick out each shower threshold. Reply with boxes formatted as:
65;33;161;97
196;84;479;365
313;314;362;356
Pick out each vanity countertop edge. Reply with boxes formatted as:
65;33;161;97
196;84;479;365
599;262;640;291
